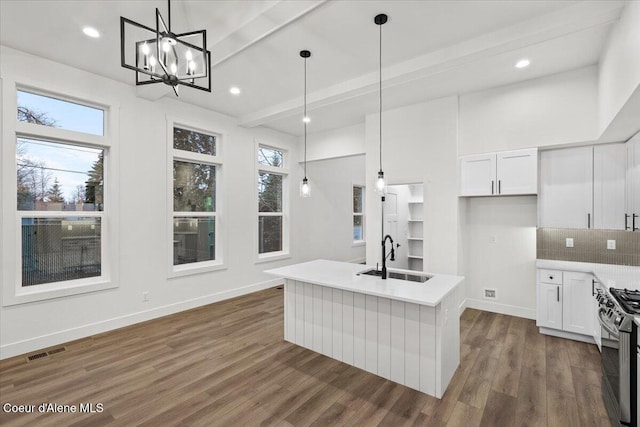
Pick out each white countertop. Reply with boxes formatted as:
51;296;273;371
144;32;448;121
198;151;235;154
265;259;464;307
536;259;640;325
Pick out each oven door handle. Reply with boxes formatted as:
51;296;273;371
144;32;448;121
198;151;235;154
597;309;620;339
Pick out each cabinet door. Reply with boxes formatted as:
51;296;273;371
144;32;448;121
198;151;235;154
627;133;640;230
497;148;538;195
460;153;496;196
537;282;562;330
539;146;593;228
593;143;626;230
562;272;594;335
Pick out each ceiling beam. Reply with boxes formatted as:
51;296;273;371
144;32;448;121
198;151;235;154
210;0;328;68
239;0;624;128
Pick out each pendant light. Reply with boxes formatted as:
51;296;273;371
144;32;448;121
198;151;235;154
120;0;211;96
300;49;312;198
374;14;387;193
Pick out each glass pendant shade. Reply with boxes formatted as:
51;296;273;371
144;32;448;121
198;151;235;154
376;170;386;193
300;177;311;197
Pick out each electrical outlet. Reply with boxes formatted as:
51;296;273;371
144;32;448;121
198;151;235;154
565;238;574;248
607;240;616;250
483;288;497;299
142;291;149;302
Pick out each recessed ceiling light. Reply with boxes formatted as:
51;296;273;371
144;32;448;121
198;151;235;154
515;59;530;69
302;116;311;123
229;87;241;95
83;27;100;38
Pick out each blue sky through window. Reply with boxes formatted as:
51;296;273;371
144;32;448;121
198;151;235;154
17;90;105;203
17;90;104;136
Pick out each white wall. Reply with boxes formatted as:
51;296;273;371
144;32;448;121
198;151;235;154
296;155;366;263
463;196;538;319
365;96;460;275
0;47;311;359
459;66;599;155
599;1;640;134
301;123;365;162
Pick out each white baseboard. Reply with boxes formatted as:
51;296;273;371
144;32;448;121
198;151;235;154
464;298;536;320
0;278;282;360
537;327;595;344
458;298;468;315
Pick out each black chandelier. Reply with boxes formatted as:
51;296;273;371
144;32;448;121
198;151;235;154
120;0;211;96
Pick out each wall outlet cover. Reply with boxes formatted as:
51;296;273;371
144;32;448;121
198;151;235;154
565;238;574;248
483;288;497;299
607;240;616;250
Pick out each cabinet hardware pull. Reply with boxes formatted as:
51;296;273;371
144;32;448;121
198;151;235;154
625;213;630;230
592;279;595;296
491;180;494;195
587;213;591;229
498;180;501;194
634;214;638;231
557;286;559;302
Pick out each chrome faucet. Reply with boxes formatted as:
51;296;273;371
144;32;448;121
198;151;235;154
381;234;399;279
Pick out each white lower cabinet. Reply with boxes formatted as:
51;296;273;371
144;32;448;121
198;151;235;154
562;272;594;335
536;269;594;340
537;282;563;329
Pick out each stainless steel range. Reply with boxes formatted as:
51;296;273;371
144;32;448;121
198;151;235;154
596;287;638;427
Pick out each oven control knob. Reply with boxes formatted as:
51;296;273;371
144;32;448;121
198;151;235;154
606;301;614;308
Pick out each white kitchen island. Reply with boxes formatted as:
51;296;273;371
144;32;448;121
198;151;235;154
265;259;465;398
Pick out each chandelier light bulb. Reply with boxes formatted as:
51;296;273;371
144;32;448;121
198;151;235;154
141;42;150;55
185;50;193;61
170;62;177;74
162;42;171;52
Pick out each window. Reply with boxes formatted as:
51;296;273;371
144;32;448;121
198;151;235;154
172;126;221;271
18;139;104;286
10;88;113;302
353;185;365;243
17;90;104;136
257;144;289;259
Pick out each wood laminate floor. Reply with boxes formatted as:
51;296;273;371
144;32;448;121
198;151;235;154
0;287;610;426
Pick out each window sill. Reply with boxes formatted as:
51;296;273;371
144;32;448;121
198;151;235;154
169;261;227;279
4;277;117;307
352;241;366;247
255;252;291;264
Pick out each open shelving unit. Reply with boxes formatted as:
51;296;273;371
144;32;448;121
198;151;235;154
407;198;424;271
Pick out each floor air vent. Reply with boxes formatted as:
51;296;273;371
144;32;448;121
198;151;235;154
27;352;48;362
47;347;67;355
26;346;66;362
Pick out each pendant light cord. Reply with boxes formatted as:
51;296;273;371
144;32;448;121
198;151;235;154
167;0;171;31
379;20;383;172
304;56;308;179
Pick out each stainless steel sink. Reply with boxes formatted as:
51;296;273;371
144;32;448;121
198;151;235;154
358;268;431;283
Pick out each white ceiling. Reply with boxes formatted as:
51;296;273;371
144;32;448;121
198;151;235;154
0;0;625;136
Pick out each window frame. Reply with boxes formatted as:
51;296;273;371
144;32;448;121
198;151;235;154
2;81;119;306
167;119;225;277
353;184;366;245
255;142;290;263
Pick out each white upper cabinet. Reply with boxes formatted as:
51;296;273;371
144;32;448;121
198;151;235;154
496;149;538;195
540;142;633;230
460;148;537;197
626;132;640;231
460;153;496;196
593;143;626;230
539;146;593;228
